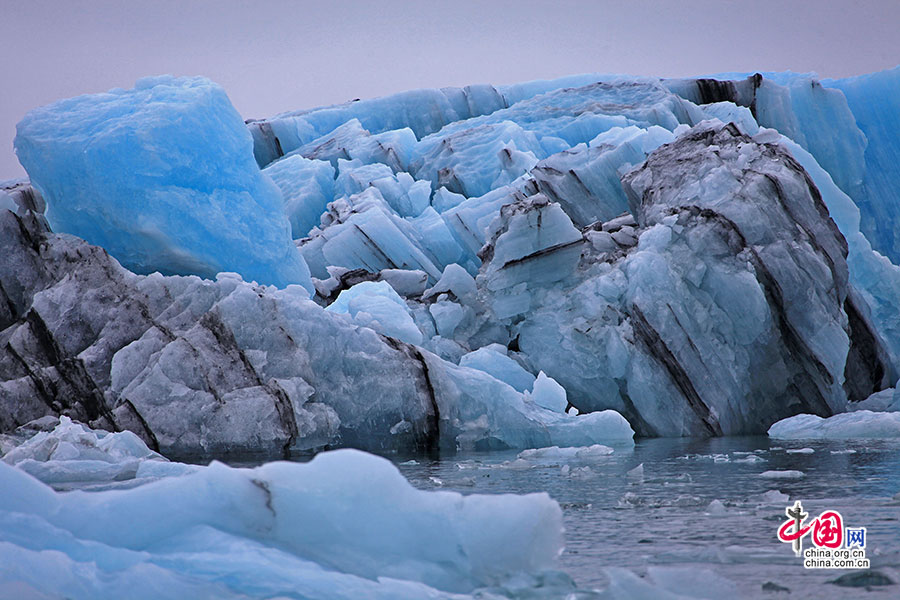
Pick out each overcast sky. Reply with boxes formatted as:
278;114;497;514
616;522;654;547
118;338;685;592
3;0;899;178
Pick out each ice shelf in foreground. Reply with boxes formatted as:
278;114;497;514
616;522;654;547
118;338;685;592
768;410;900;439
0;448;564;599
14;75;313;291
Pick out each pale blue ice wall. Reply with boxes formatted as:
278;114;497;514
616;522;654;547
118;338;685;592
15;76;313;291
824;67;900;263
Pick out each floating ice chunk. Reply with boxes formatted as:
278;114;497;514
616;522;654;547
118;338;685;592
600;566;739;600
326;280;422;345
526;372;568;413
733;454;766;463
706;499;728;516
785;447;814;454
751;489;791;504
459;345;535;393
0;448;564;597
627;463;644;482
1;416;172;486
759;470;805;479
262;154;334;238
517;444;613;462
768;410;900;439
15;76;313;292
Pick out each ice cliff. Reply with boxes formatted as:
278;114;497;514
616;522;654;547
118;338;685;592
4;68;900;453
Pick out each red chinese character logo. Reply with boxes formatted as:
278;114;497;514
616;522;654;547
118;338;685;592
812;511;843;549
777;502;845;555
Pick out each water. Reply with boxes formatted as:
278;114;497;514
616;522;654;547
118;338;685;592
392;436;900;598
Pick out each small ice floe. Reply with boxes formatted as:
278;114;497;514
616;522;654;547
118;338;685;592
516;444;613;462
496;458;535;470
706;499;728;516
759;470;805;480
733;454;767;464
785;447;815;454
626;463;644;483
750;489;790;504
601;566;739;599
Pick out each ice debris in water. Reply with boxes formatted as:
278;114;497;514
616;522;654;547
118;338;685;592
751;489;791;505
0;416;193;487
0;446;565;599
706;499;728;516
517;444;614;462
759;470;805;480
14;76;313;291
768;410;900;439
785;447;814;454
598;566;739;600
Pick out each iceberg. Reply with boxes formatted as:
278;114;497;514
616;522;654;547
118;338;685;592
6;68;900;447
14;76;313;292
0;447;566;598
768;410;900;439
0;206;634;456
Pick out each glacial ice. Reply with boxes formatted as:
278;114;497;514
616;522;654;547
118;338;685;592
14;76;313;292
0;447;565;598
458;344;535;393
517;444;614;462
768;410;900;439
758;470;805;479
0;206;635;455
326;280;423;345
261;153;334;238
7;66;900;450
1;416;194;487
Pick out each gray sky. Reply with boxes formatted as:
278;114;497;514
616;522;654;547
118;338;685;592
3;0;899;179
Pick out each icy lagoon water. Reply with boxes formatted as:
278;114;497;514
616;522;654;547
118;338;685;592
387;436;900;598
